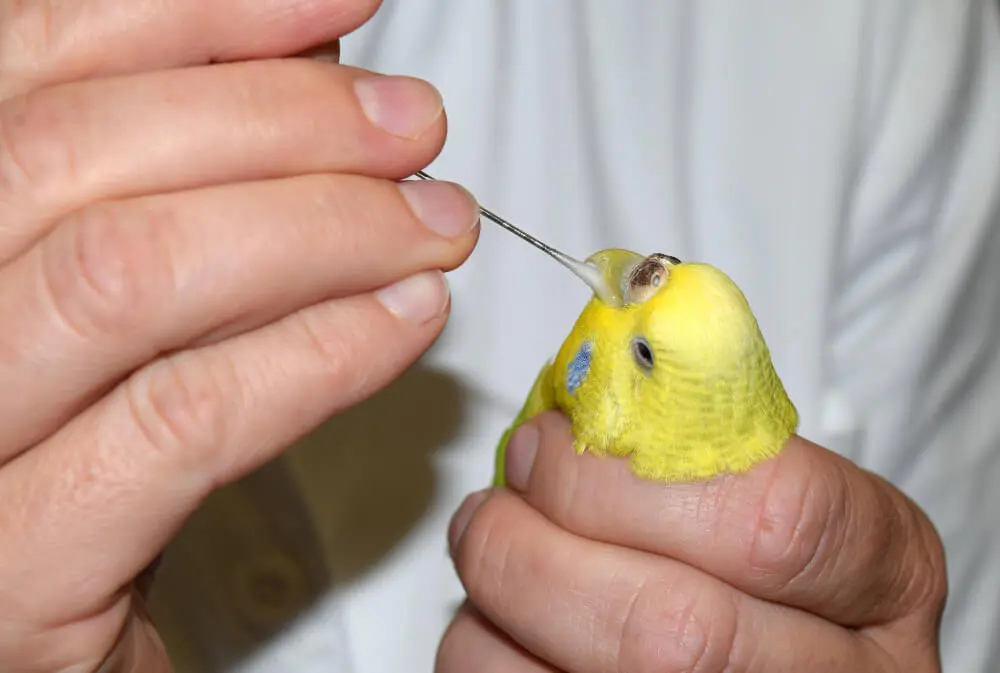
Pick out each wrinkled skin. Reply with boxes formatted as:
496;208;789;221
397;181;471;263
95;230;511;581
0;1;479;670
439;412;947;673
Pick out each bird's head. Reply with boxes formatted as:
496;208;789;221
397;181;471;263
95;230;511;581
579;249;763;375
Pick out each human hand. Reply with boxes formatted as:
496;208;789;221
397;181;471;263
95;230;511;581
0;1;480;671
440;412;947;672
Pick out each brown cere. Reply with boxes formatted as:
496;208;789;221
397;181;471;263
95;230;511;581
626;253;681;303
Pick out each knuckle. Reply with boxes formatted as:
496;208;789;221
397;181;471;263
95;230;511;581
294;308;356;363
0;86;81;198
307;173;359;226
0;1;55;92
124;353;232;470
747;462;838;588
290;301;421;401
41;202;174;340
292;310;372;390
617;578;737;673
0;93;35;195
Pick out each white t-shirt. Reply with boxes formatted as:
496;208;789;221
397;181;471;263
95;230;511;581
147;2;1000;672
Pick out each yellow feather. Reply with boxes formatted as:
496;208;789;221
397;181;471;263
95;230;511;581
494;254;798;485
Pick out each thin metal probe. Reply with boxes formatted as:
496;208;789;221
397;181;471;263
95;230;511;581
411;171;638;305
412;170;588;273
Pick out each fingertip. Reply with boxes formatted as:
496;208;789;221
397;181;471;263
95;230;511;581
220;0;384;62
534;409;573;431
375;270;450;325
443;212;481;271
436;600;560;673
531;411;575;462
397;180;480;239
448;489;493;559
337;67;449;177
354;74;444;140
504;424;539;492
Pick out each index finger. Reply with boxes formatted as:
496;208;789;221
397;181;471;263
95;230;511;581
506;412;947;630
0;0;380;99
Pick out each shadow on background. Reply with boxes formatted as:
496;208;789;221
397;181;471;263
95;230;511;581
148;364;468;673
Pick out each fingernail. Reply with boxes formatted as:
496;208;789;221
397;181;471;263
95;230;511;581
375;270;449;324
505;424;540;492
354;75;443;139
398;180;480;238
448;489;491;558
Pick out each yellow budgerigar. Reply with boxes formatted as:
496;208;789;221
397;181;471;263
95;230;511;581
409;171;797;487
493;247;799;486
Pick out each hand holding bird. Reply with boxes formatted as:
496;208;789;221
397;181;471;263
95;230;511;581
444;413;947;673
430;174;947;673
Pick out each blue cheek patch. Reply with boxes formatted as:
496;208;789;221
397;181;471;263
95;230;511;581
566;340;593;395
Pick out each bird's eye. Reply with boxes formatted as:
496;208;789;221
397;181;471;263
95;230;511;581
631;336;655;373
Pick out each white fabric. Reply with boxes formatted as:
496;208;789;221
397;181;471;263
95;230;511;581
230;1;1000;671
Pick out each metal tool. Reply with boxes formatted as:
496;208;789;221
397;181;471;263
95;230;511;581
410;170;607;296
